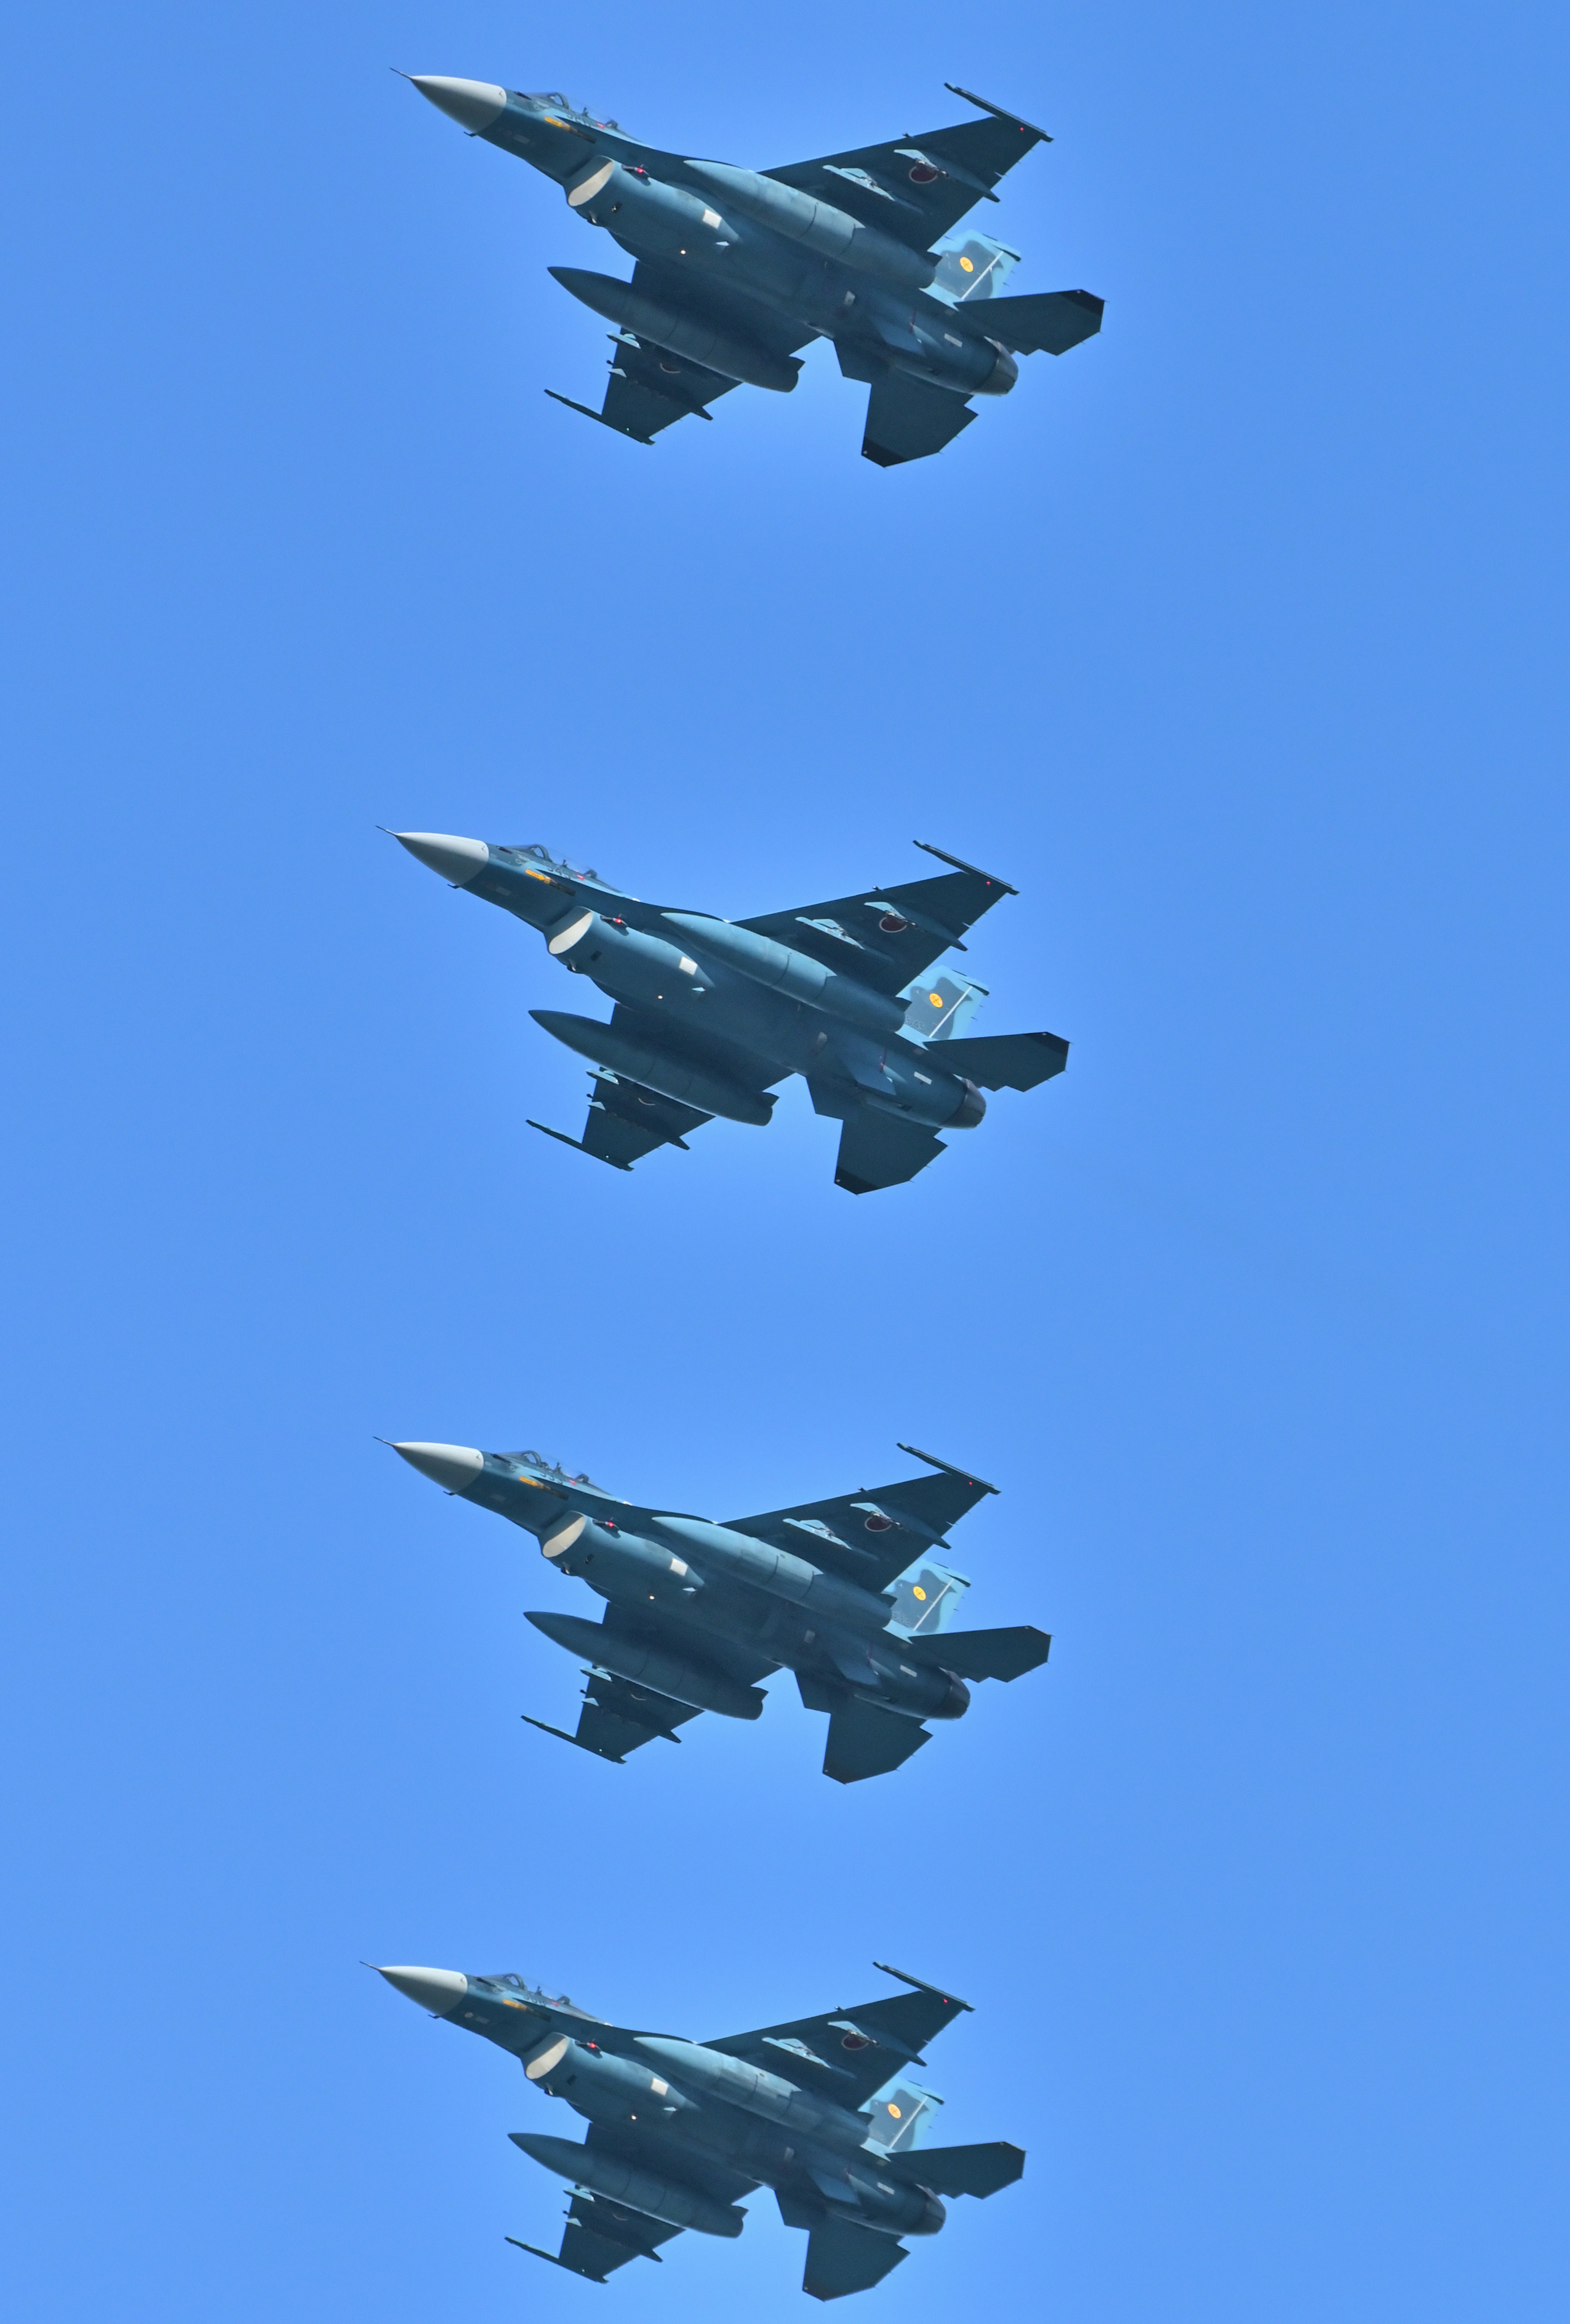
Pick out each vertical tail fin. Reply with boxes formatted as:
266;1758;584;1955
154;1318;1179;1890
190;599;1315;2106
884;1559;971;1638
929;233;1022;305
861;2082;944;2154
900;972;989;1042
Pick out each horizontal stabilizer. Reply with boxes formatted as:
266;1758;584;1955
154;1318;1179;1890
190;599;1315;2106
884;2139;1025;2198
927;1030;1068;1092
903;1624;1052;1682
956;286;1103;355
823;1698;931;1784
830;1105;946;1195
862;370;975;468
803;2216;909;2302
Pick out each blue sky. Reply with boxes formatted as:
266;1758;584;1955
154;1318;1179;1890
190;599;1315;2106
2;3;1566;2317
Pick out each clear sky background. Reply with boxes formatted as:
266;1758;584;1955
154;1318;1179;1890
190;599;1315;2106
3;3;1566;2318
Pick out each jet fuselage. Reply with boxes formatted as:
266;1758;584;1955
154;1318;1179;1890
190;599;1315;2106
375;1965;946;2246
433;835;987;1137
449;1447;970;1730
449;87;1018;400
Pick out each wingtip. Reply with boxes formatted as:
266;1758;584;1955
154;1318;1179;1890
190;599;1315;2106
873;1959;975;2011
895;1441;1000;1495
913;839;1019;895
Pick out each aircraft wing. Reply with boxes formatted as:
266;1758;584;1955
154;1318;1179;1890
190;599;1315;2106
547;258;814;444
737;845;1018;993
766;88;1050;249
510;2188;684;2281
724;1449;998;1593
705;1967;972;2109
549;337;741;445
530;1068;715;1172
507;846;1014;992
524;1667;706;1763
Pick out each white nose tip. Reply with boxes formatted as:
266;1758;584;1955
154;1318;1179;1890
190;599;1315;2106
408;76;507;133
377;1965;469;2015
390;1442;484;1492
392;832;489;886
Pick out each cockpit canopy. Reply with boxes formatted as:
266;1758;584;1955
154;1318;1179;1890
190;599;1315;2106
521;92;622;131
490;839;608;885
477;1970;580;2008
499;1448;601;1487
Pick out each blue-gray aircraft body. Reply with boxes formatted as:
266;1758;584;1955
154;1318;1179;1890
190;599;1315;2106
405;74;1102;464
374;1958;1021;2298
392;832;1067;1191
388;1439;1049;1781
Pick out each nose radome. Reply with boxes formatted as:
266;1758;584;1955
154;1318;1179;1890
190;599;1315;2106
376;1965;469;2015
408;76;507;133
392;832;489;886
390;1442;484;1492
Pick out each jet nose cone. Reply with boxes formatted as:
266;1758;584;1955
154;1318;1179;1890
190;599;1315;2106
407;76;507;133
389;1441;484;1492
375;1965;469;2015
391;832;490;887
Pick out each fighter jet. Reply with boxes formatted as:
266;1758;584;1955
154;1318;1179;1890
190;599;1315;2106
373;1958;1022;2298
387;1438;1049;1781
403;74;1102;464
391;832;1068;1193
